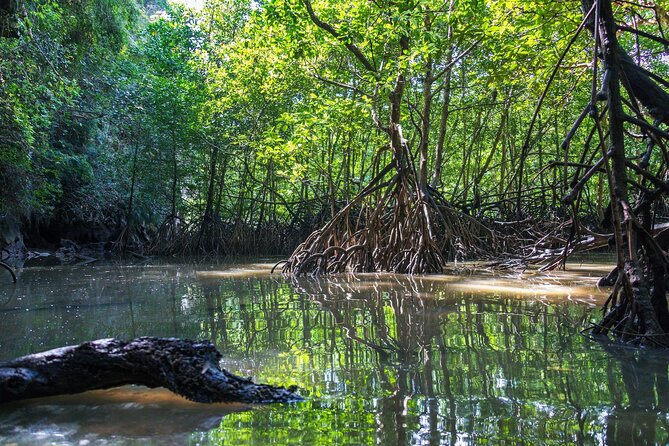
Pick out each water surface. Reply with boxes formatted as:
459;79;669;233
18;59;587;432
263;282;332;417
0;259;668;445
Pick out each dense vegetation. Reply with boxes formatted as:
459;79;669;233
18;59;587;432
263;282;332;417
4;0;669;343
0;0;646;254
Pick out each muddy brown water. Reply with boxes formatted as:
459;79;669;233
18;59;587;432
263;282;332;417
0;258;668;445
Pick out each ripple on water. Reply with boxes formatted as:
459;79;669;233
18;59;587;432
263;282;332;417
1;259;666;445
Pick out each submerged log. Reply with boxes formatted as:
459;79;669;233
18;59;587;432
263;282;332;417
0;337;302;404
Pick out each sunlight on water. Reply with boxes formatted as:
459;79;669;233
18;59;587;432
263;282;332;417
195;262;276;280
2;388;248;444
1;259;668;445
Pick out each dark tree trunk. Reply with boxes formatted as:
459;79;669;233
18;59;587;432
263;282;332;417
430;2;455;189
0;337;302;404
170;129;178;224
198;142;220;251
418;11;433;191
572;0;669;345
120;144;140;250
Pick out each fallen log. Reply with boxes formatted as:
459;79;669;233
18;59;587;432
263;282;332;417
0;337;302;404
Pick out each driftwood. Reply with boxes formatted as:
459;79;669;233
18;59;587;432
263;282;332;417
0;337;302;404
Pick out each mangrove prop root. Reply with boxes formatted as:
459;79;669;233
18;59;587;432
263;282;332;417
281;167;501;276
519;1;669;346
590;261;669;346
0;337;303;404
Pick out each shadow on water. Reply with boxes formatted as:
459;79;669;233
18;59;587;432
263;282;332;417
0;261;668;444
592;341;669;446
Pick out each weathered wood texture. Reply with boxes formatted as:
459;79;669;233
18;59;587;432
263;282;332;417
0;337;302;404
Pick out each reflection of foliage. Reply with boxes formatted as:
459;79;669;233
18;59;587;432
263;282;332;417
193;275;667;445
3;265;669;444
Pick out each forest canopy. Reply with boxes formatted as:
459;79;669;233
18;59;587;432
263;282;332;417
1;0;668;266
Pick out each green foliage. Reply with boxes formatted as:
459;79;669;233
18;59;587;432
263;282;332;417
0;0;139;224
2;0;667;249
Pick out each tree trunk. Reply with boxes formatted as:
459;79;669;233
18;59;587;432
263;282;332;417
430;0;455;188
202;143;219;226
170;129;178;223
282;0;498;275
121;144;140;250
389;35;410;172
418;11;433;191
575;0;669;345
0;337;301;404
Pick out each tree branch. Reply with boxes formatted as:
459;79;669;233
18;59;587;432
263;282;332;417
302;0;377;73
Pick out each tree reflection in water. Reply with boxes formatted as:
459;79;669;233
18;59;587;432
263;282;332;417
1;264;669;445
196;274;669;445
598;343;669;446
